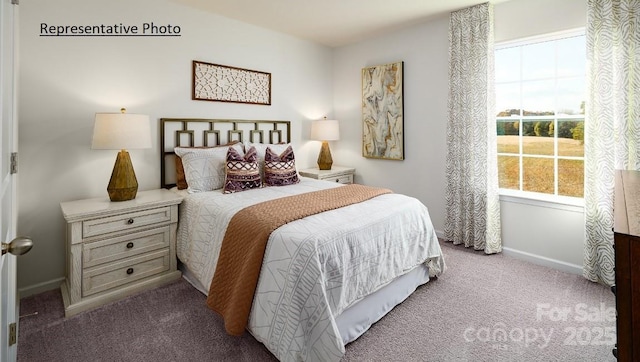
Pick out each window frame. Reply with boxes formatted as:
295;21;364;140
495;28;586;206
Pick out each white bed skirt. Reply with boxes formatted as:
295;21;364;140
179;262;431;346
336;263;430;344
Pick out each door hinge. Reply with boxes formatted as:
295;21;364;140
11;0;19;5
8;322;17;346
10;152;17;174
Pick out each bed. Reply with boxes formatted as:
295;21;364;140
160;118;445;362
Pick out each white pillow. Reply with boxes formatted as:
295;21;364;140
175;144;244;193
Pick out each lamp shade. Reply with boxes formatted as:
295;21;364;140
91;110;151;150
310;119;340;141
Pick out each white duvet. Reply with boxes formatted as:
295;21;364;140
177;178;444;362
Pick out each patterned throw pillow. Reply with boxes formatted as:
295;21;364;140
247;142;292;180
264;145;300;186
223;146;262;193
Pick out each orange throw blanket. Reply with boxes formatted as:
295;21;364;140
207;184;392;335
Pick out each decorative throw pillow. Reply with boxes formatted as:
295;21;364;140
247;142;293;180
223;146;262;193
264;145;300;186
175;143;243;193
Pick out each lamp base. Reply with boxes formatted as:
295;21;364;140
107;150;138;202
317;141;333;170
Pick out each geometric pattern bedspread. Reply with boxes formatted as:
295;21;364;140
177;178;445;362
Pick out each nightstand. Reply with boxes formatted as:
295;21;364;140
299;166;355;184
59;189;182;317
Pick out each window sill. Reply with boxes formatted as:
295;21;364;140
498;189;584;213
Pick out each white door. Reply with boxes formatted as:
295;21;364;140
1;0;21;361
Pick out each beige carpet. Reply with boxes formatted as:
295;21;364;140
18;240;617;361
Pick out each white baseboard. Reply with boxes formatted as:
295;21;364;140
18;277;64;299
501;247;583;275
435;229;582;275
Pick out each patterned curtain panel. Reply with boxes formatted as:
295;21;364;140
444;2;501;254
584;0;640;286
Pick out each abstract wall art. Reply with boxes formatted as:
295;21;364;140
362;61;404;160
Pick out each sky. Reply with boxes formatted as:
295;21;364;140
495;34;586;116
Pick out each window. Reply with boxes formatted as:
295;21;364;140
495;31;585;198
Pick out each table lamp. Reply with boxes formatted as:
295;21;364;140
310;117;340;170
91;108;151;201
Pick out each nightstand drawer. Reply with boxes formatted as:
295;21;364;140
323;174;353;184
298;166;355;184
82;226;171;268
83;206;172;238
82;249;170;297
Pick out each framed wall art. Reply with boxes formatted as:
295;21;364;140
192;60;271;105
361;61;404;160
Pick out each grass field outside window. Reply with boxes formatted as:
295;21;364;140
497;133;584;197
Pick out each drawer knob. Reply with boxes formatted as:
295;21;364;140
126;242;134;249
126;268;134;275
335;179;339;182
127;218;134;225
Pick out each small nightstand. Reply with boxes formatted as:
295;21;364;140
299;166;355;184
59;189;182;317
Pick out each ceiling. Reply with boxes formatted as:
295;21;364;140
174;0;511;47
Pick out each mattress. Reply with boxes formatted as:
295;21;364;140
175;177;444;361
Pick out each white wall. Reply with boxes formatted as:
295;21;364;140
332;15;450;232
332;0;588;273
17;0;333;294
494;0;587;42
